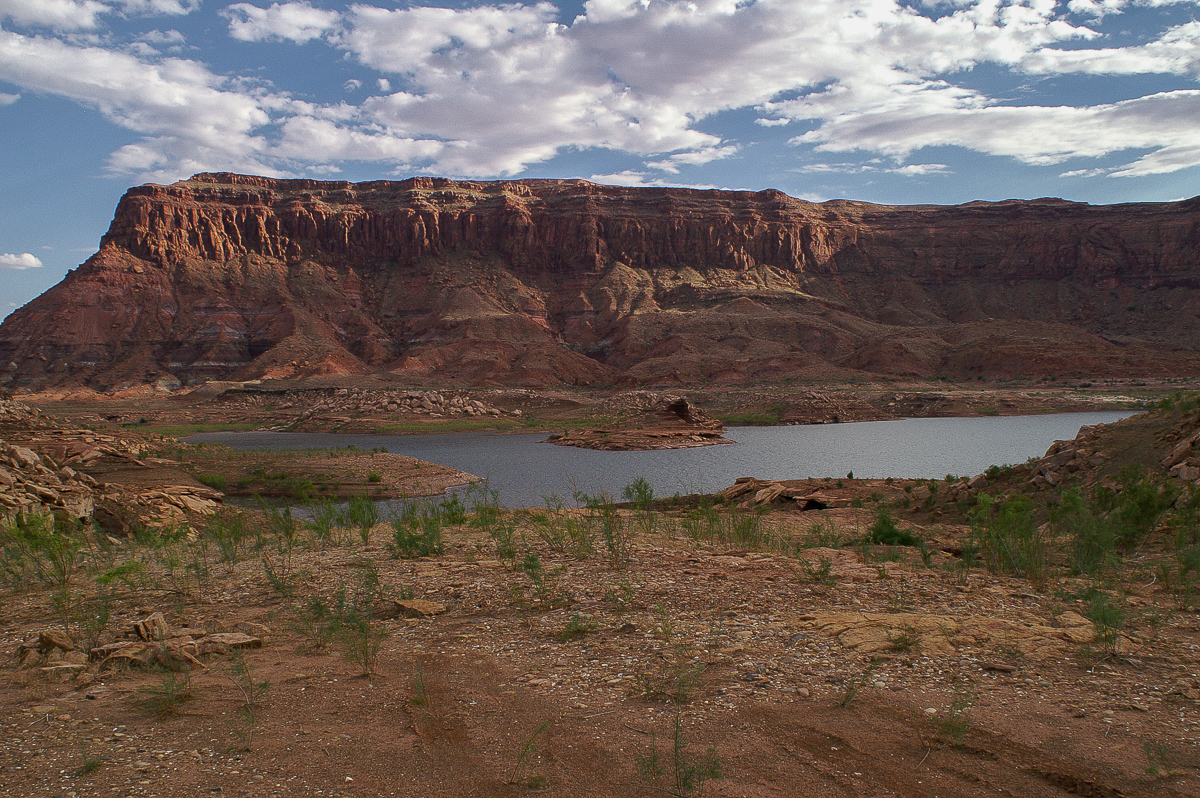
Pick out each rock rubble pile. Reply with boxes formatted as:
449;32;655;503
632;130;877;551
15;612;267;684
215;387;514;421
0;398;222;530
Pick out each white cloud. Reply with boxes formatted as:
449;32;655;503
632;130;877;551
117;0;199;15
0;0;110;30
0;253;44;269
647;144;740;173
0;28;281;178
589;170;655;186
588;170;719;189
0;0;197;33
224;1;340;43
9;0;1200;184
782;81;1200;176
799;159;949;175
140;29;186;45
893;163;950;176
1020;21;1200;77
0;92;18;105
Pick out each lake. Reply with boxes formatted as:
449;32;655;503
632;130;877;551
188;411;1136;508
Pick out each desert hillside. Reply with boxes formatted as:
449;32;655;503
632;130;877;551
3;174;1200;391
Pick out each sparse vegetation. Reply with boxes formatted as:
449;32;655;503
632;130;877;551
4;390;1200;795
136;667;195;717
969;493;1050;590
636;713;722;797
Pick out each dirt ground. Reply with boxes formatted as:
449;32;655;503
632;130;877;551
3;389;1200;798
2;500;1198;798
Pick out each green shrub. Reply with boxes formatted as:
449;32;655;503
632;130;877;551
559;613;599;642
336;613;388;676
388;512;445;558
342;495;381;545
1084;591;1126;654
969;494;1050;589
0;513;86;588
196;472;227;490
438;493;467;524
623;477;655;511
868;509;917;546
137;668;195;717
635;713;721;797
1094;466;1177;550
1051;488;1116;575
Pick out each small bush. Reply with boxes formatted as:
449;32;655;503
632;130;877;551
196;472;227;490
0;513;86;588
336;613;388;676
868;509;917;547
936;683;975;744
1084;591;1126;654
137;668;195;717
1051;488;1115;575
970;494;1050;590
438;493;467;524
623;477;655;512
388;512;445;559
1094;466;1177;550
635;713;721;797
559;613;598;642
343;495;380;546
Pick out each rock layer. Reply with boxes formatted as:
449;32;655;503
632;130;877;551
4;173;1200;389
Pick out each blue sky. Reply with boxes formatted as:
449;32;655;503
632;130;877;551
3;0;1200;319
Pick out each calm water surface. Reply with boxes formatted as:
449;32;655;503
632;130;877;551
189;411;1134;508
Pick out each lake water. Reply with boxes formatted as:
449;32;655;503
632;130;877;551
188;411;1135;509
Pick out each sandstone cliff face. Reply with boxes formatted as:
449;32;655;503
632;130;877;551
3;173;1199;389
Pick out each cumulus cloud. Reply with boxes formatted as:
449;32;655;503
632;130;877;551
647;145;740;173
0;29;279;177
139;29;186;45
0;0;110;30
0;0;196;32
7;0;1200;183
780;82;1200;177
799;159;950;176
0;92;18;105
0;253;44;270
224;1;340;43
117;0;199;15
588;170;719;189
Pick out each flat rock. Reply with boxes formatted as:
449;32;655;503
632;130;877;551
394;599;448;618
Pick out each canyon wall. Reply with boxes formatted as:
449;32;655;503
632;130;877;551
3;172;1199;389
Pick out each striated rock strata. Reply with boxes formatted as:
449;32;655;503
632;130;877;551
4;173;1200;390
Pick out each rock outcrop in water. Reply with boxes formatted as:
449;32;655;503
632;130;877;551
3;173;1200;390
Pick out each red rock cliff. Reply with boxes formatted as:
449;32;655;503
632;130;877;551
3;173;1200;389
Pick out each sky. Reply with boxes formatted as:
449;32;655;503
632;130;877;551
2;0;1200;319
